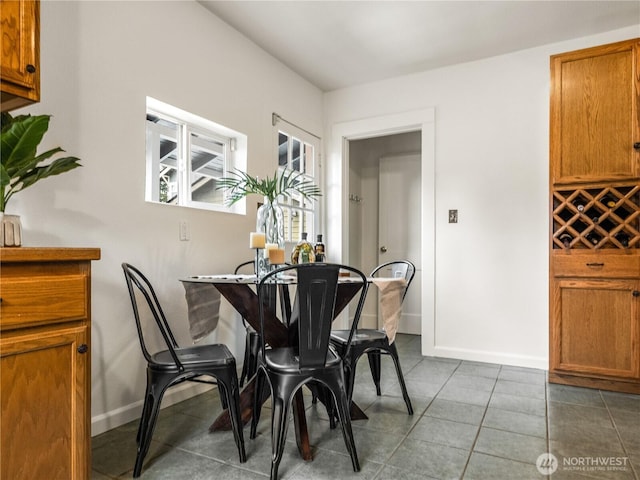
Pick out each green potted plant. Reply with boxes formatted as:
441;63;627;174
217;168;321;247
0;112;82;246
216;168;321;206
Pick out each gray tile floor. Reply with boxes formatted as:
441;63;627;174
92;334;640;479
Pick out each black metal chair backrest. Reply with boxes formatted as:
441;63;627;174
246;258;293;326
258;263;368;369
234;260;254;275
122;263;183;370
370;260;416;302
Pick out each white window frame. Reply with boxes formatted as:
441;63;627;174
274;121;322;244
145;97;248;214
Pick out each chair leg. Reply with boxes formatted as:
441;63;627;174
239;331;251;387
324;384;337;430
218;382;229;410
250;367;266;439
135;381;152;447
328;352;359;428
325;374;360;472
343;354;359;407
269;377;293;480
247;331;260;381
133;386;165;477
388;343;413;415
218;368;247;463
367;351;382;396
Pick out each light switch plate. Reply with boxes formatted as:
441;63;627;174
179;220;190;241
449;210;458;223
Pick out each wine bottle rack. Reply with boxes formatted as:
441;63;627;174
552;184;640;249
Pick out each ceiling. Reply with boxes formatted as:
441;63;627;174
199;1;639;91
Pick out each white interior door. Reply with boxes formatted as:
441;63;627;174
378;154;422;334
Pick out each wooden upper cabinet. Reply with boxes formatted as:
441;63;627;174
0;0;40;111
550;38;640;185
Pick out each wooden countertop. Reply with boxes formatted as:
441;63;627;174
0;247;101;263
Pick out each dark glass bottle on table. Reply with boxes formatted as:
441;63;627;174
314;234;325;262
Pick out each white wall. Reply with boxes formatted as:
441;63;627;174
324;26;640;369
11;1;323;435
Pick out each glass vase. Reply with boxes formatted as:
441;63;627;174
256;196;285;276
256;196;285;247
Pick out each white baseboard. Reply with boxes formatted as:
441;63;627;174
359;312;377;329
430;345;548;371
91;382;214;437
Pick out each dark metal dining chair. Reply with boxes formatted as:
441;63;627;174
235;260;260;386
329;260;415;416
250;263;368;480
122;263;246;477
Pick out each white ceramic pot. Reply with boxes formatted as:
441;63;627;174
0;213;23;247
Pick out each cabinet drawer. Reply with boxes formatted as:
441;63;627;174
0;275;87;329
553;255;640;278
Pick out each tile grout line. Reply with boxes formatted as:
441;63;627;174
545;371;551;464
364;352;459;478
369;354;462;478
457;363;501;479
599;389;639;480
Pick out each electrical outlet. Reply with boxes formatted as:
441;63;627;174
448;209;458;223
179;220;190;241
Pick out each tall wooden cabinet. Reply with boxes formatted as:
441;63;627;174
0;247;100;480
0;0;40;111
549;38;640;394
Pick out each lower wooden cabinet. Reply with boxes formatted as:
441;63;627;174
550;252;640;393
0;247;100;480
1;325;88;479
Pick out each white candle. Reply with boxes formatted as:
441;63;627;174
249;232;266;249
268;247;285;265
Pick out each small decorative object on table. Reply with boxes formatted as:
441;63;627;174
291;232;315;264
0;214;22;247
314;234;325;262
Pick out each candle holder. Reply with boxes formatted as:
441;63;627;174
255;251;270;278
249;232;268;278
254;248;260;277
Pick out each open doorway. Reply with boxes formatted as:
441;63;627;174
348;133;422;333
326;107;435;356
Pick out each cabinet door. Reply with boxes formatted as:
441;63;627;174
551;278;639;379
0;325;89;480
550;39;640;184
0;0;40;110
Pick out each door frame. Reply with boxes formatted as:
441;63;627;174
326;108;435;356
